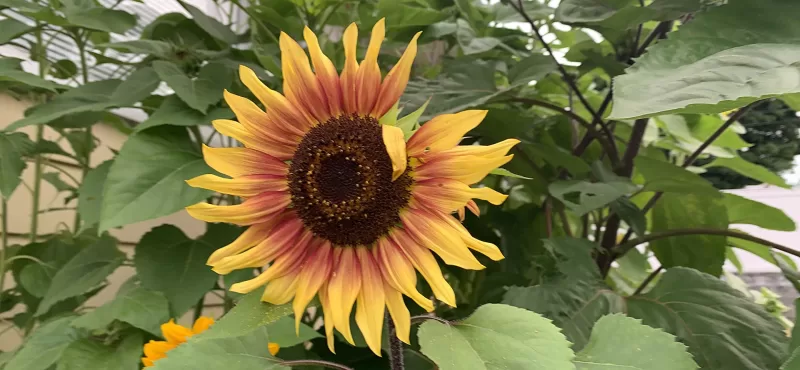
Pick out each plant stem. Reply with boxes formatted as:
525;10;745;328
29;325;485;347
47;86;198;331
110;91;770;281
616;228;800;258
29;125;44;242
73;33;91;231
0;199;8;291
190;126;205;153
278;360;354;370
410;314;451;326
633;265;663;295
387;316;405;370
193;296;205;322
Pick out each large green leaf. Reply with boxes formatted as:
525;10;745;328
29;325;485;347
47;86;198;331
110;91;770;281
62;0;136;34
782;348;800;370
71;286;170;335
5;317;79;370
36;235;124;315
722;193;795;231
135;224;238;315
376;0;452;27
0;18;34;44
56;333;143;370
153;61;232;113
728;234;797;271
149;327;289;370
261;316;322;348
0;58;57;91
135;95;233;132
418;304;575;370
100;40;174;58
0;131;34;198
76;160;112;232
109;67;161;106
549;179;637;216
627;268;788;370
610;0;800;119
198;291;292;340
98;126;212;231
705;156;790;188
181;2;239;44
650;193;728;276
634;156;720;196
574;314;698;370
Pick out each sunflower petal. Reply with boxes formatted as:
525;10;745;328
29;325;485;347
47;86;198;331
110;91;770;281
269;343;280;356
192;316;214;334
382;125;408;181
318;285;336;354
414;153;514;185
392;231;457;307
223;90;303;144
341;23;359;113
354;247;386;356
217;217;305;277
201;145;287;178
293;240;333;334
400;209;484;270
211;119;297;160
207;220;280;265
143;340;175;361
161;320;193;344
186;174;287;197
262;270;299;305
355;18;385;115
412;178;507;213
280;32;330;122
238;66;314;135
443;139;520;158
185;191;290;226
304;27;343;117
385;286;411;344
375;237;433;311
431;209;505;261
373;32;421;117
327;247;361;345
406;110;488;156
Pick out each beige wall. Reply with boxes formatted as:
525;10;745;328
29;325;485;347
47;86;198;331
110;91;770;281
0;94;208;350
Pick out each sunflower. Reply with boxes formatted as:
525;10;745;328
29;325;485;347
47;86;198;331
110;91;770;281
141;316;279;367
185;19;517;355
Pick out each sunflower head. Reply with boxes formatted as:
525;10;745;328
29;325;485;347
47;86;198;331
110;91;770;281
142;317;279;367
185;19;518;355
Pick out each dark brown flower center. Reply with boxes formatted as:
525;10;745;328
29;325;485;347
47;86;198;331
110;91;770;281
288;114;412;246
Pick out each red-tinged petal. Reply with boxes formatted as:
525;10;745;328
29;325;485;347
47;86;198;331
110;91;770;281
441;139;520;159
238;66;315;135
223;90;303;145
406;110;488;156
391;231;457;307
385;285;411;344
354;247;386;356
341;23;359;113
327;247;361;345
216;217;305;276
211;119;298;160
318;284;336;354
374;237;433;311
430;209;504;261
293;240;333;334
280;32;331;123
201;145;287;178
411;178;507;214
186;191;290;226
207;219;282;265
261;269;299;304
400;208;484;270
355;19;385;115
303;27;343;117
372;32;421;117
186;174;287;197
414;153;514;185
228;231;312;293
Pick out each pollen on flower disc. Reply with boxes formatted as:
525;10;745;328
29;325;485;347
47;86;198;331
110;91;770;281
288;114;412;246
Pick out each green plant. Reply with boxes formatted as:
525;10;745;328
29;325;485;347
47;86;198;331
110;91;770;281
0;0;799;369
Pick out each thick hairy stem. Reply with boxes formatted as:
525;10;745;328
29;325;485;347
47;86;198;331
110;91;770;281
387;316;405;370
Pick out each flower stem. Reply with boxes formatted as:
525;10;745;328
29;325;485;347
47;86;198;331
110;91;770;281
387;315;405;370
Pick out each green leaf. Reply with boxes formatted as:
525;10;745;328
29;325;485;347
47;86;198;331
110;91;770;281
508;54;557;86
72;286;169;335
781;347;800;370
56;333;143;370
135;95;233;132
376;0;452;27
728;234;797;271
197;291;292;340
490;168;532;180
153;61;232;113
651;193;728;276
723;193;795;231
77;160;112;233
0;0;44;12
0;18;34;44
181;2;239;44
634;156;720;196
135;224;238;315
42;172;76;193
404;60;501;119
609;198;646;237
396;99;429;139
62;1;136;34
100;40;174;58
574;314;698;370
775;253;800;292
0;58;58;91
456;19;501;55
149;327;289;370
418;304;575;370
49;59;78;79
0;131;34;198
5;316;79;370
627;267;789;370
524;142;591;176
262;316;322;348
705;156;790;188
549;179;637;216
555;0;631;23
99;126;212;231
110;67;161;106
610;0;800;119
36;235;124;315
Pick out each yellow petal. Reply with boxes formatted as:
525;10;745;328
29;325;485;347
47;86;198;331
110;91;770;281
207;220;277;265
161;320;193;344
444;139;520;159
400;209;484;270
318;285;337;354
262;270;299;305
326;248;361;345
186;174;287;197
382;125;408;181
223;90;302;145
374;238;433;311
201;145;287;178
143;340;175;360
217;217;304;276
373;32;421;117
211;119;297;161
185;191;290;225
341;22;359;113
293;240;333;335
303;27;343;117
432;209;505;261
385;286;411;344
392;231;457;307
354;247;386;356
411;178;507;214
406;110;488;156
268;343;280;356
238;66;314;135
280;32;330;122
192;316;215;334
414;153;514;185
355;19;385;115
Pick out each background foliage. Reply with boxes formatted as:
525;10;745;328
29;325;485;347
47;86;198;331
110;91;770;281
1;0;800;369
